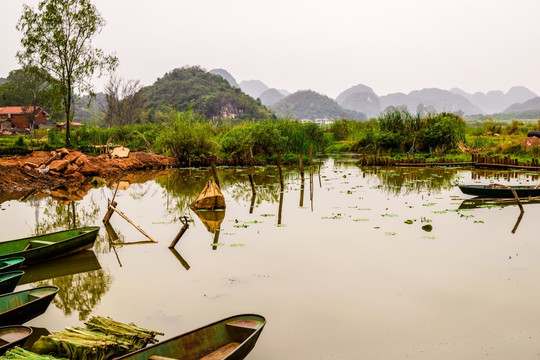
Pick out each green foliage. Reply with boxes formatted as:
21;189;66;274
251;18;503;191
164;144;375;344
153;108;218;163
349;110;465;153
17;0;119;147
270;90;366;121
139;66;271;121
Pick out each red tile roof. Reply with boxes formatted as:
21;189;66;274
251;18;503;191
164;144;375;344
0;106;49;116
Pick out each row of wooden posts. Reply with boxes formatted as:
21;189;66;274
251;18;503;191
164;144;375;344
357;153;540;170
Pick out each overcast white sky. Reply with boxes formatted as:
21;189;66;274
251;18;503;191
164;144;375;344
1;0;539;98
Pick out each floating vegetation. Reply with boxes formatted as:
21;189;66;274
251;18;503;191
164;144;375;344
322;215;343;220
357;208;371;211
260;214;275;217
474;220;484;224
244;220;263;224
231;244;247;247
422;203;437;207
460;214;474;218
404;219;414;224
353;218;369;222
422;224;433;232
385;232;397;236
422;236;437;239
213;243;226;247
381;213;398;217
233;224;249;228
421;218;432;223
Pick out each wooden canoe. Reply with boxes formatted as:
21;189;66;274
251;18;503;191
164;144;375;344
0;227;100;265
0;258;25;273
0;271;24;295
458;184;540;198
0;325;33;355
112;314;266;360
0;286;58;325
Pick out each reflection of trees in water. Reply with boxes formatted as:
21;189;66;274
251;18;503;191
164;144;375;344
154;167;300;213
363;167;458;195
38;268;112;321
29;197;101;235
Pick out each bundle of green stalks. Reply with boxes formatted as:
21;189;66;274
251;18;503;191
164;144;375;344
85;316;164;350
30;317;163;360
0;347;66;360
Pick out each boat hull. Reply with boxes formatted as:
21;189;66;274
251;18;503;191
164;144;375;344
458;185;540;198
0;325;33;355
0;286;58;325
0;227;99;265
0;271;24;295
113;314;266;360
0;258;25;273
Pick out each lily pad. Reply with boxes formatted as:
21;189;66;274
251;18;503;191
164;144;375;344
422;224;433;232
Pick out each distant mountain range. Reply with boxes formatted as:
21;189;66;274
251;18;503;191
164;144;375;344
210;68;540;120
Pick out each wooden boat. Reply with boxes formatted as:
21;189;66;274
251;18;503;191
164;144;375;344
0;258;25;273
0;227;100;265
0;271;24;295
0;325;33;355
0;286;58;325
112;314;266;360
19;250;100;285
458;184;540;198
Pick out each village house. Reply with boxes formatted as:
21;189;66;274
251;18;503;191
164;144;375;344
0;106;50;132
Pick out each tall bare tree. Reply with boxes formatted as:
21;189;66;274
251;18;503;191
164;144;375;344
17;0;118;146
102;74;142;126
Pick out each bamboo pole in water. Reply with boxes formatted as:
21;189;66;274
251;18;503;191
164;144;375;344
109;205;158;243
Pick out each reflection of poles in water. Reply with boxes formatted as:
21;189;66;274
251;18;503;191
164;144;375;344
249;192;256;214
299;179;305;207
104;222;122;267
299;152;304;182
169;247;190;270
248;149;257;214
318;161;322;187
212;230;221;251
310;171;314;211
278;190;284;225
277;150;284;189
511;211;524;234
309;145;314;211
67;201;77;229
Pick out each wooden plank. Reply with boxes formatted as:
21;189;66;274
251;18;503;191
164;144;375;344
199;342;240;360
148;356;179;360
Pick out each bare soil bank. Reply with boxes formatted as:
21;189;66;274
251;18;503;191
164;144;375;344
0;149;178;200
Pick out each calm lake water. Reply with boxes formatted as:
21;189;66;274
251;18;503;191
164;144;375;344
3;157;540;359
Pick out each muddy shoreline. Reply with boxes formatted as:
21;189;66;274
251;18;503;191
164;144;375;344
0;149;178;202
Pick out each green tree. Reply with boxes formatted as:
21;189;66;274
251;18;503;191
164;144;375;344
0;67;59;130
17;0;118;146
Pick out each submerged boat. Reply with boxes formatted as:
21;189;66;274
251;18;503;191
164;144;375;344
0;271;24;294
113;314;266;360
0;258;25;273
0;326;33;355
458;184;540;198
0;286;58;325
0;227;100;265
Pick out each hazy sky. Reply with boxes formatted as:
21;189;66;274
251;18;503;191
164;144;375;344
2;0;540;98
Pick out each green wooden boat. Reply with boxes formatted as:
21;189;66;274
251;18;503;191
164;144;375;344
112;314;266;360
458;184;540;198
0;271;24;295
0;286;58;325
0;258;25;273
0;325;33;355
0;227;100;266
